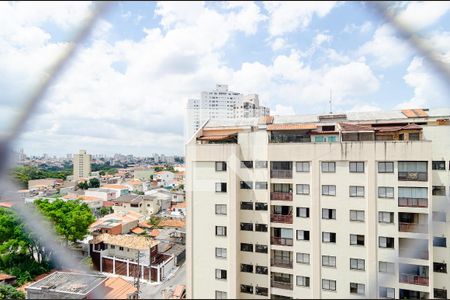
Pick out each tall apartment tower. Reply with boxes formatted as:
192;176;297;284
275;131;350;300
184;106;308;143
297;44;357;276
73;150;91;180
186;108;450;299
186;84;270;140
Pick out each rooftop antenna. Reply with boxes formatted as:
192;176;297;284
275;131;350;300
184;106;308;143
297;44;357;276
329;89;333;114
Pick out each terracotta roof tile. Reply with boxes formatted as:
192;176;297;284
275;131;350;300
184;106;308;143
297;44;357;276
131;227;145;234
159;219;185;228
92;233;158;250
103;277;137;299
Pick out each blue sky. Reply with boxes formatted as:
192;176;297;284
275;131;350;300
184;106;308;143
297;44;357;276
1;1;449;156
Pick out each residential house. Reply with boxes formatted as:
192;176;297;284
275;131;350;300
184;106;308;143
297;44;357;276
154;171;176;188
112;194;161;217
85;188;117;201
102;184;130;198
124;180;144;193
145;189;172;211
89;211;144;235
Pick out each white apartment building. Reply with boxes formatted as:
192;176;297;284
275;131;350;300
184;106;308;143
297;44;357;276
73;150;91;180
186;84;270;140
186;108;450;299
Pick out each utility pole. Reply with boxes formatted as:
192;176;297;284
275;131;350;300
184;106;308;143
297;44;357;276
329;88;333;114
134;250;141;297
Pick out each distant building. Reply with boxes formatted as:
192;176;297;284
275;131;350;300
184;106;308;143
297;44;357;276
73;150;91;181
101;184;130;198
234;94;270;119
85;188;117;201
28;178;63;191
112;194;161;217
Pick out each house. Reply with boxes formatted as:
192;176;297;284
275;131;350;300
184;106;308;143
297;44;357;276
124;180;144;192
145;189;172;211
112;194;161;217
25;271;137;299
169;202;186;217
28;178;63;191
0;273;16;285
63;194;103;210
90;234;175;283
101;184;130;198
154;171;175;187
89;211;144;235
171;191;185;203
85;188;117;201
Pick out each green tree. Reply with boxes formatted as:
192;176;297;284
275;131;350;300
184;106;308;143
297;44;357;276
88;178;100;188
77;181;89;190
34;199;95;245
98;206;113;217
99;170;105;176
148;215;161;228
0;285;25;299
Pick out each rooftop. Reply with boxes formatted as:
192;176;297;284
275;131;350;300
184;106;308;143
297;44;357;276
89;211;144;231
0;273;16;281
92;233;159;250
26;272;106;295
102;184;129;190
103;277;137;299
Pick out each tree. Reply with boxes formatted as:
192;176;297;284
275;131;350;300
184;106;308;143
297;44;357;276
0;285;25;299
99;170;105;176
98;206;113;217
77;181;89;190
148;215;161;228
34;199;95;245
88;178;100;188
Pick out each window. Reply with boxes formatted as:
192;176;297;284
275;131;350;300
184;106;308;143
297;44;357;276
379;261;395;274
398;187;428;200
241;161;253;168
322;255;336;267
255;224;268;232
255;160;267;168
433;212;446;222
297;230;310;241
378;212;394;224
297;207;309;218
215;291;227;299
296;161;310;172
350;234;365;246
350;258;365;271
255;202;268;211
215;182;227;193
378;187;394;198
379;237;394;248
378;161;394;173
433;262;447;273
255;244;268;253
296;184;310;195
350;186;365;197
119;246;124;251
296;253;310;264
350;161;364;173
215;247;227;258
215;162;226;171
240;202;253;210
432;161;446;170
240;284;253;294
240;222;253;231
241;264;253;273
433;186;446;196
350;283;365;295
322;279;336;291
322;208;336;220
255;287;268;296
321;162;336;173
215;226;227;236
296;276;310;287
322;232;336;243
255;181;268;189
215;204;227;215
255;265;268;275
240;181;253;189
398;161;427;181
379;287;395;299
433;237;447;247
215;269;227;280
110;245;115;249
434;288;447;299
350;210;364;222
322;185;336;196
241;243;253;252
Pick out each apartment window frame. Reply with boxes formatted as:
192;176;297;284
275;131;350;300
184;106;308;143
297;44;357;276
322;208;336;220
240;161;253;169
240;264;253;273
434;288;447;299
215;291;227;299
255;265;268;275
296;161;310;172
433;262;447;273
378;186;394;199
349;161;364;173
240;181;253;190
240;243;253;252
255;160;267;168
240;222;253;231
215;204;227;215
255;286;268;296
350;210;365;222
240;202;253;210
378;161;394;173
255;244;268;253
297;230;310;241
321;161;336;173
296;276;310;287
322;255;336;268
379;236;395;249
378;211;394;224
379;287;395;299
322;232;336;243
349;185;365;197
240;284;253;294
215;161;227;171
350;282;365;295
297;207;310;218
215;247;227;259
215;226;227;237
350;234;365;246
255;181;268;190
322;279;336;291
215;269;227;280
255;224;268;232
255;202;268;211
322;185;336;196
433;237;447;247
296;184;310;195
432;161;446;170
379;261;395;274
296;252;310;265
432;186;446;196
215;182;227;193
350;258;365;271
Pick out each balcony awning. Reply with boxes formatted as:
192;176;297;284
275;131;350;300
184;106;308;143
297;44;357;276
197;134;237;141
267;123;317;131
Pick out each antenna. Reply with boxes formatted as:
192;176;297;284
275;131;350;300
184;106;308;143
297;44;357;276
329;89;333;114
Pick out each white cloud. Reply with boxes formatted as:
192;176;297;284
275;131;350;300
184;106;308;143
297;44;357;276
343;21;372;34
271;37;286;51
396;1;450;31
313;33;332;46
359;24;412;68
264;1;336;36
272;104;295;115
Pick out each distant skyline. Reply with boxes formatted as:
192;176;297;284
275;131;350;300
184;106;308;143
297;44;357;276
1;2;449;155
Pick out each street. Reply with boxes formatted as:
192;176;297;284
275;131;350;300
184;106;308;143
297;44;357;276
140;263;186;299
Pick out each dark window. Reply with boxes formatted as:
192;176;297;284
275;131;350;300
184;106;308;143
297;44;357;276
255;244;268;253
432;186;446;196
241;161;253;168
322;208;336;220
255;202;268;211
350;234;365;246
119;247;124;251
322;232;336;243
255;224;268;232
215;226;227;236
215;269;227;279
296;207;309;218
378;161;394;173
255;266;268;275
240;202;253;210
255;161;267;168
379;237;394;248
241;264;253;273
349;161;364;173
434;288;447;299
240;284;253;294
296;276;310;287
240;222;253;231
215;182;227;193
297;230;310;241
255;182;268;189
255;287;268;296
409;132;420;140
432;161;446;170
433;262;447;273
350;282;365;295
241;243;253;252
434;237;447;247
215;162;227;171
240;181;253;189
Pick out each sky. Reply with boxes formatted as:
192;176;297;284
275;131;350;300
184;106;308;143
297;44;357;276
1;1;450;156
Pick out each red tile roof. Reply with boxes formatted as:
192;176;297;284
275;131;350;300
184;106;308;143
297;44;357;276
103;277;137;299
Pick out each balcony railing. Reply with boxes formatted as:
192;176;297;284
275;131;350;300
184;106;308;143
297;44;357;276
399;249;429;260
270;192;293;201
270;170;293;179
398;198;428;208
399;223;428;233
271;259;293;269
271;237;293;246
399;273;429;286
271;214;293;224
271;280;293;290
398;172;428;181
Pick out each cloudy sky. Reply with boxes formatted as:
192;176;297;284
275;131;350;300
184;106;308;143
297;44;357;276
1;1;450;156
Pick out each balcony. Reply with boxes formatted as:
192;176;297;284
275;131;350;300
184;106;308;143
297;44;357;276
399;248;429;260
270;170;293;179
271;214;293;224
398;197;428;208
271;259;293;269
271;280;293;290
271;237;293;246
399;273;429;286
271;192;293;201
399;223;428;233
398;171;428;181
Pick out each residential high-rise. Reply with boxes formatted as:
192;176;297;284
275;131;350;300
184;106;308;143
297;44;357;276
186;108;450;299
186;84;270;140
73;150;91;180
